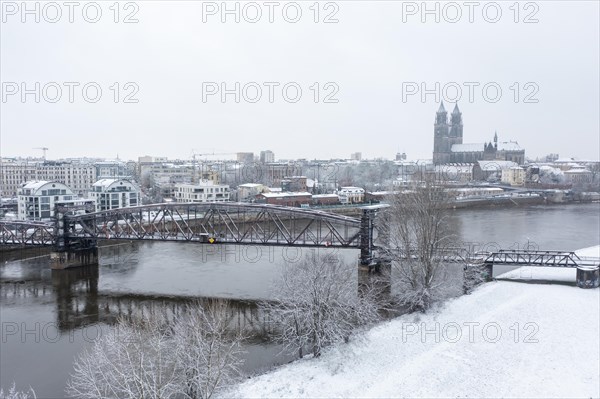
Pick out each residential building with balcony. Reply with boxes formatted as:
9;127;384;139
89;179;141;211
173;181;230;203
17;181;75;221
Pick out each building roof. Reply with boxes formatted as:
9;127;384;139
497;141;523;151
451;143;485;153
565;168;592;174
92;178;139;190
476;160;519;171
451;141;523;153
21;180;52;190
20;181;74;195
174;181;227;188
238;183;264;188
259;192;312;198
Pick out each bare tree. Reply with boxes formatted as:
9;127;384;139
173;300;245;399
67;301;245;399
262;252;380;359
66;311;180;399
383;182;456;312
0;384;36;399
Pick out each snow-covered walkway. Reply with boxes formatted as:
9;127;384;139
228;246;600;398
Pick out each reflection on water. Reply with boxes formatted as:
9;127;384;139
1;203;599;397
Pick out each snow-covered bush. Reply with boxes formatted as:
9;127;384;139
261;253;380;359
66;301;244;399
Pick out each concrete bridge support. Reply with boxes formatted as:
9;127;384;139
576;267;600;288
484;264;494;281
51;246;98;269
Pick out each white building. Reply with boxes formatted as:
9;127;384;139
1;159;96;197
95;160;130;179
350;152;362;161
89;179;141;211
237;183;265;202
501;166;526;186
260;150;275;163
174;181;230;203
338;187;365;204
17;181;75;221
564;167;593;185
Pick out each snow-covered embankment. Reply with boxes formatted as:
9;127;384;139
228;246;600;398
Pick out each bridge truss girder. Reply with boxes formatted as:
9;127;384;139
63;203;362;248
484;250;582;268
0;220;55;246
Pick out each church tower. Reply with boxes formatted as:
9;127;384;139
450;103;463;139
433;102;449;164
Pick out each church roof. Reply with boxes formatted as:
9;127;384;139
452;103;461;114
497;141;522;151
451;143;485;153
451;141;523;153
437;102;446;113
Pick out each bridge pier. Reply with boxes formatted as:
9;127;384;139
52;203;99;269
51;243;98;270
359;209;375;265
576;267;599;289
484;264;494;281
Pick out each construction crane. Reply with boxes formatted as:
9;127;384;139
33;147;49;160
190;150;236;184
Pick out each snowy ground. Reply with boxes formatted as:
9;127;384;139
227;246;600;398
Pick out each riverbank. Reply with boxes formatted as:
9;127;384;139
227;246;600;398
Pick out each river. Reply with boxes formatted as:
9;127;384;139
1;203;599;397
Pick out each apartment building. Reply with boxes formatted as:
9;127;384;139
89;179;141;211
17;181;75;221
1;159;96;197
173;181;230;203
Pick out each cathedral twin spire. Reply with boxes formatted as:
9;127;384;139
436;102;462;127
436;101;461;115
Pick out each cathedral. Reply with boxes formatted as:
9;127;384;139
432;102;525;165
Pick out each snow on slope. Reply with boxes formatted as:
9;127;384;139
228;246;600;399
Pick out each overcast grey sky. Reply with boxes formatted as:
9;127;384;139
1;0;598;161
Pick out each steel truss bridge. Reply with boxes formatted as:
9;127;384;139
2;203;598;272
483;250;600;269
1;203;378;259
385;248;600;268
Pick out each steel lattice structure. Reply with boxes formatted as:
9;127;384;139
0;220;55;246
483;250;599;268
7;203;362;249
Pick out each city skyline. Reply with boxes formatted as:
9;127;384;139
1;2;599;161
